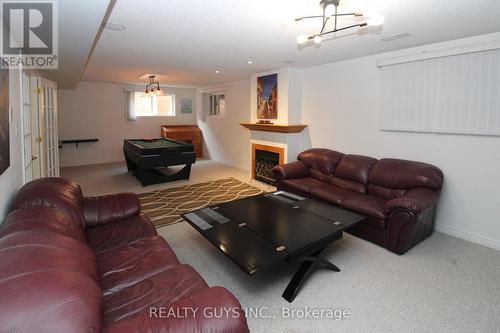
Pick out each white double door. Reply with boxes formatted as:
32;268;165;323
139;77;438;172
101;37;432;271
21;74;59;182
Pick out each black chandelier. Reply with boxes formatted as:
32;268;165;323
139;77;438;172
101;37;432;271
296;0;385;45
144;75;163;96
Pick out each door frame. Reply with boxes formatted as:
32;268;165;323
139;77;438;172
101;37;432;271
20;71;34;183
36;77;59;177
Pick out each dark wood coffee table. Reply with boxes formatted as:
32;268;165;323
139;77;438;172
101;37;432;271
181;191;366;302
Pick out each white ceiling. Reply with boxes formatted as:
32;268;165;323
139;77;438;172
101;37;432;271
81;0;500;87
43;0;111;88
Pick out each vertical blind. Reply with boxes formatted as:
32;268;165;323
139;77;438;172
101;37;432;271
380;48;500;136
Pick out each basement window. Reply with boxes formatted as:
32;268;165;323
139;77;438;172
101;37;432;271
134;92;175;117
202;92;226;117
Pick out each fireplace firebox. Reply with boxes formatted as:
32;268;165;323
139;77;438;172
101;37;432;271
251;143;284;186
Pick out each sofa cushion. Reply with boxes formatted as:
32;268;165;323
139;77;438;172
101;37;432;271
102;286;249;333
368;183;407;200
97;236;180;296
86;214;157;253
310;183;362;206
0;238;98;279
103;264;208;322
0;270;103;333
309;168;333;182
282;177;326;194
13;178;85;228
369;158;444;191
298;149;344;175
342;195;388;220
0;208;87;244
330;176;367;194
334;154;378;185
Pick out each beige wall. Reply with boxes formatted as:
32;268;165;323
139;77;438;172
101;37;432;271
58;81;196;167
196;80;251;171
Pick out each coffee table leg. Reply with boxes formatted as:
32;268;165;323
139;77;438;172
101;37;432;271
282;249;340;303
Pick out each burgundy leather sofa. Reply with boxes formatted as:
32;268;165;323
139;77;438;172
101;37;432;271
272;149;444;254
0;178;249;333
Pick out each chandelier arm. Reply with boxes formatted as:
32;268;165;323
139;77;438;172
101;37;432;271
295;12;359;21
334;3;338;30
322;4;326;29
309;22;368;39
321;16;330;33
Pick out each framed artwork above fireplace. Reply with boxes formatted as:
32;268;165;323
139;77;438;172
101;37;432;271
256;73;278;120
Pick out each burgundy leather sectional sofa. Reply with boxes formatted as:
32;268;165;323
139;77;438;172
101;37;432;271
273;149;444;254
0;178;249;333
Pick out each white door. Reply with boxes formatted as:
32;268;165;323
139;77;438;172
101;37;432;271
30;76;41;179
21;72;34;183
37;77;59;177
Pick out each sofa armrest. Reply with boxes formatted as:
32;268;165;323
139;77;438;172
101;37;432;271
82;193;141;228
272;161;309;182
103;286;249;333
385;188;440;215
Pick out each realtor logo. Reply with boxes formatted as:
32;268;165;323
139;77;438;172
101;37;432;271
0;0;58;69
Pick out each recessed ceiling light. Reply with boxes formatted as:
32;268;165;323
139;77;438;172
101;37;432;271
381;33;411;42
215;70;220;74
104;22;126;31
247;60;253;64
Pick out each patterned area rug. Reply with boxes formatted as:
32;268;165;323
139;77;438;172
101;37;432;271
138;178;265;228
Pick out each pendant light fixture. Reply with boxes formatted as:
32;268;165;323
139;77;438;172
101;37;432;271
144;75;164;97
296;0;385;45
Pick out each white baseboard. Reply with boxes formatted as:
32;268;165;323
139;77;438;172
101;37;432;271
435;224;500;251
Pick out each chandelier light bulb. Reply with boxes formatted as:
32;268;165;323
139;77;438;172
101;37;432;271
367;15;385;26
313;35;323;44
297;34;309;44
156;89;161;95
324;4;336;17
361;7;379;18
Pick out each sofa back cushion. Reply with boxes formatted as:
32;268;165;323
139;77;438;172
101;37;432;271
331;155;378;193
0;207;87;244
298;149;344;179
369;158;444;199
13;178;85;228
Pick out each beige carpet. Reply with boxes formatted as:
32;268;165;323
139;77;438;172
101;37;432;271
138;177;265;228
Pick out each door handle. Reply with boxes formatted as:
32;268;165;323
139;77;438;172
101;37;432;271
31;156;37;161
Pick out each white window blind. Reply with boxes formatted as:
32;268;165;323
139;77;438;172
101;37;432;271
380;48;500;136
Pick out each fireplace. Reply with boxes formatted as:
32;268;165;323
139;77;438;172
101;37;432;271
252;143;284;185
